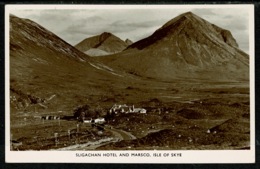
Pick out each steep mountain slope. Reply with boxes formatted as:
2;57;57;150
75;32;129;56
9;15;126;112
97;12;249;81
10;15;90;76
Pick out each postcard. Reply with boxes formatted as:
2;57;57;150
5;4;255;163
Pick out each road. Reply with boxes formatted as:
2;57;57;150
55;124;136;150
105;126;136;141
55;137;114;151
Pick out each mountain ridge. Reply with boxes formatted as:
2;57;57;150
127;12;239;51
10;14;90;62
97;12;249;81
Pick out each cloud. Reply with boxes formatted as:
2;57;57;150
110;19;162;30
191;8;216;16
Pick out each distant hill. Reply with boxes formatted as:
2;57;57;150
75;32;131;56
97;12;249;81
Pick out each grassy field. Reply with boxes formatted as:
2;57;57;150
10;78;250;150
11;117;113;150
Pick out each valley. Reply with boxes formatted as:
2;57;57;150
9;11;251;151
10;78;250;150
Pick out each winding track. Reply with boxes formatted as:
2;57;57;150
55;124;136;150
105;126;136;141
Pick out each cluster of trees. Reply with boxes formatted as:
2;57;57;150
73;104;106;121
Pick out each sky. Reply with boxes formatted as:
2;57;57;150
9;5;251;53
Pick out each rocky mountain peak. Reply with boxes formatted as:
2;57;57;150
160;11;201;29
99;32;113;41
75;32;129;56
181;11;201;19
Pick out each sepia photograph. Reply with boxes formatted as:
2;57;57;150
5;4;255;163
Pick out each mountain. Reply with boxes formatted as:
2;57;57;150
97;12;249;81
9;15;126;111
75;32;129;56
